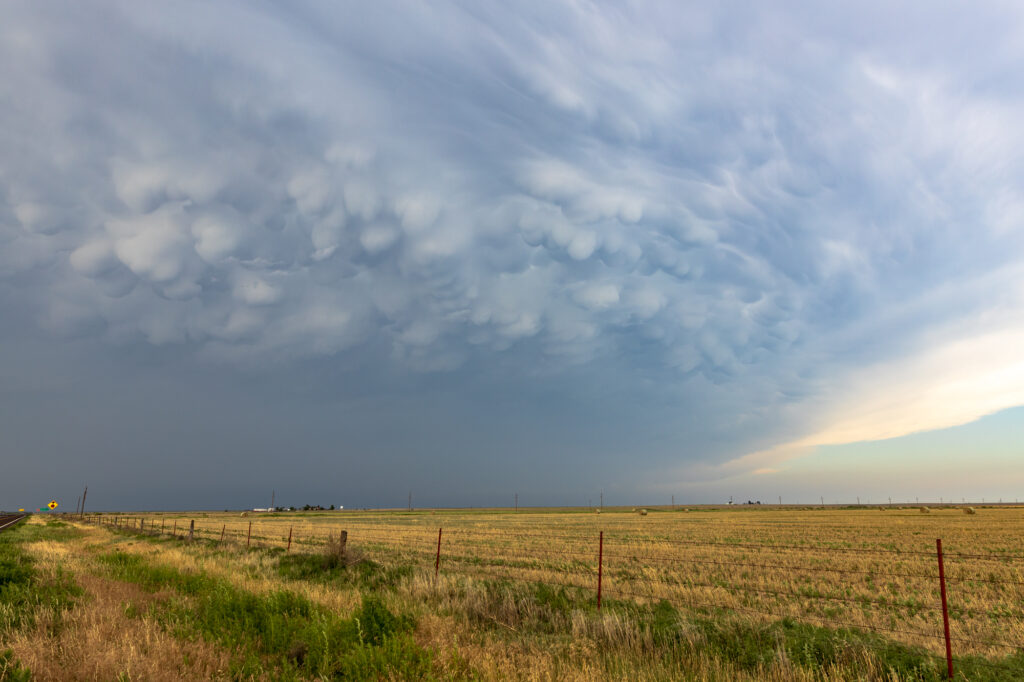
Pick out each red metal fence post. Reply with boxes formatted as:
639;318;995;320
597;530;604;611
287;526;293;552
936;538;953;679
435;527;443;579
247;521;252;549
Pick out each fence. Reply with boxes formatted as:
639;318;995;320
82;513;1024;678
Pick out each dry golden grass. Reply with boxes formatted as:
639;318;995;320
5;520;237;681
102;505;1024;660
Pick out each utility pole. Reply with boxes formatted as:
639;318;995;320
671;495;675;509
778;496;782;506
271;490;275;512
81;486;87;517
820;496;824;507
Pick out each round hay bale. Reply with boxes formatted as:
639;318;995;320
963;506;976;515
240;511;249;517
638;509;648;516
919;506;930;514
595;508;601;514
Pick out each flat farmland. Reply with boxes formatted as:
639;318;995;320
3;507;1024;680
101;506;1024;675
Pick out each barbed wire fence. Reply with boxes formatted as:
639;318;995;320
80;513;1024;678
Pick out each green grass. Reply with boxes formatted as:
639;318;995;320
654;603;1022;682
0;649;31;682
97;551;438;680
451;578;1023;682
277;553;414;591
0;520;82;635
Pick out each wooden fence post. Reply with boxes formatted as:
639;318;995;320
597;530;604;611
173;520;177;537
435;528;442;579
220;524;226;543
287;526;293;552
936;539;953;679
188;520;195;542
247;521;252;549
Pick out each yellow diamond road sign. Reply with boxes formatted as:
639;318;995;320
47;500;58;510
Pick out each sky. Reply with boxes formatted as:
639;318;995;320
2;1;1024;511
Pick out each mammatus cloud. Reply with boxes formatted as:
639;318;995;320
2;1;1024;488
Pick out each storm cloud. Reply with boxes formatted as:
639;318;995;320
3;1;1024;509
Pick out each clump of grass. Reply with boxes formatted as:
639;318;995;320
587;600;951;680
277;551;413;591
324;531;350;568
98;551;431;680
449;578;596;635
0;649;31;682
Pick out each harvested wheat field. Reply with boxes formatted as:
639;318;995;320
3;506;1024;680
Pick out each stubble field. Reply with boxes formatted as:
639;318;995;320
2;505;1023;680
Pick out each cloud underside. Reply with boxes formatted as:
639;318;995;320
2;1;1024;479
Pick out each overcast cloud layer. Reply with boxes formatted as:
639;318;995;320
3;1;1024;509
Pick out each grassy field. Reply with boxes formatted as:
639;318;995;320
2;506;1023;680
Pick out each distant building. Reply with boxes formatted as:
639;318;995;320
252;507;275;512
